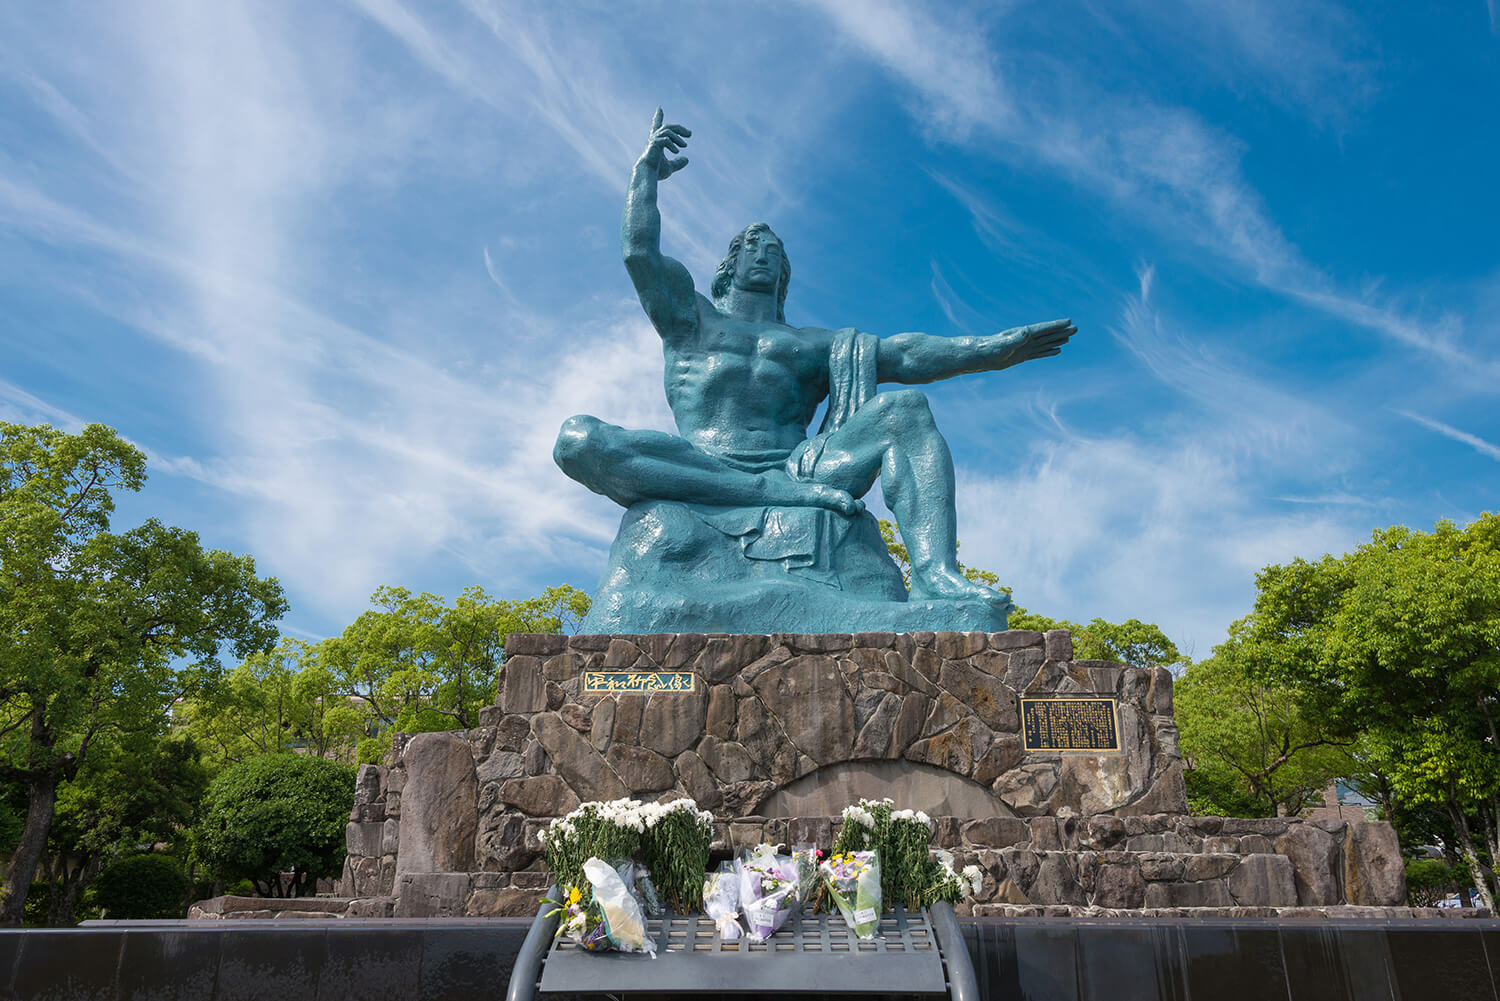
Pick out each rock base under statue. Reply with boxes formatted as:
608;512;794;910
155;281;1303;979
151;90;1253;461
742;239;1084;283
581;499;1012;634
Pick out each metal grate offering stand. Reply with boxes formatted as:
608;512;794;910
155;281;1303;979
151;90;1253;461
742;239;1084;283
505;890;978;1000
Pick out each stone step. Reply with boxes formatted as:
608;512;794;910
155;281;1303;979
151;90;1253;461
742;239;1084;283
964;904;1492;920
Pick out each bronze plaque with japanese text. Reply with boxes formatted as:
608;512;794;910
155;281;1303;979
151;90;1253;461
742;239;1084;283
1020;697;1119;751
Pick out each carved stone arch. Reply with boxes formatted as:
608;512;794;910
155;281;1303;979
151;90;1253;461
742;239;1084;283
757;760;1018;819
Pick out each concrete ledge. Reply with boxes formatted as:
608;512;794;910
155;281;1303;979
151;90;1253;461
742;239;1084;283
8;914;1497;1000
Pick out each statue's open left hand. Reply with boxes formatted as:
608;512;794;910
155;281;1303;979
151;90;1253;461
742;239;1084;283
643;108;691;181
997;318;1076;363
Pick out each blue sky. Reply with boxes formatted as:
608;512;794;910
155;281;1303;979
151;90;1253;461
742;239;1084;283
2;0;1496;658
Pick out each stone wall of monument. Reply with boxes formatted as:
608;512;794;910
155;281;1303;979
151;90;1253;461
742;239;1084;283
479;628;1186;823
323;629;1409;918
331;744;1405;917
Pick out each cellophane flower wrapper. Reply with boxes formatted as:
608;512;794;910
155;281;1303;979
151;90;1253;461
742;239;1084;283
820;851;882;940
736;848;799;942
615;859;664;917
583;857;655;957
790;848;820;906
702;861;743;940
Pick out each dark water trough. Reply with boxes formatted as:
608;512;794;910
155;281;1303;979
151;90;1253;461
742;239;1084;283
3;916;1498;1000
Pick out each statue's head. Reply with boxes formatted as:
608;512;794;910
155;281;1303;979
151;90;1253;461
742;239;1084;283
712;223;790;322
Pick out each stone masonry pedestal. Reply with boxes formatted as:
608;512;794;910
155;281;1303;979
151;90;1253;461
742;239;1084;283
318;630;1408;919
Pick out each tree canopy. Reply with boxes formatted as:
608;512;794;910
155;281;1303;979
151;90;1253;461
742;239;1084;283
1174;639;1354;817
1227;514;1500;909
0;422;286;924
317;582;589;761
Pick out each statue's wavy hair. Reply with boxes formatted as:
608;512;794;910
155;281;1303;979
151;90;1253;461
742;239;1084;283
711;223;791;322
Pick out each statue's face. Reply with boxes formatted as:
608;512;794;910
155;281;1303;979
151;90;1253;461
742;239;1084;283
732;228;784;296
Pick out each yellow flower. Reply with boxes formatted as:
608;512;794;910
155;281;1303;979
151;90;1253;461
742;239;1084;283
568;886;582;906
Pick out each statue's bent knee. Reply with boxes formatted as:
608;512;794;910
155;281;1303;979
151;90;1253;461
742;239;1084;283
876;388;935;421
553;414;605;474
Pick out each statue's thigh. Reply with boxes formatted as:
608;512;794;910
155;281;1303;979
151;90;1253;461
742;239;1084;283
805;426;885;496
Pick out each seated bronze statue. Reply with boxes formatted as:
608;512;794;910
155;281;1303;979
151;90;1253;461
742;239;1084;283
555;111;1075;634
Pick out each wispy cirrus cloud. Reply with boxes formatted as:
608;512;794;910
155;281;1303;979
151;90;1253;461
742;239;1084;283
1396;411;1500;463
955;266;1368;652
805;0;1497;382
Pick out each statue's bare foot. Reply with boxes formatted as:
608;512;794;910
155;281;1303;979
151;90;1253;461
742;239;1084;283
760;474;865;516
911;567;1011;609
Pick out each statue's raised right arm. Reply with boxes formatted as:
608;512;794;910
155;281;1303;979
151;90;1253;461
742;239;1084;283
622;110;698;341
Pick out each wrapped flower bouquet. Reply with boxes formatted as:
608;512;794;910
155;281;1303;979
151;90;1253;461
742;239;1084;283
737;845;801;941
820;850;882;940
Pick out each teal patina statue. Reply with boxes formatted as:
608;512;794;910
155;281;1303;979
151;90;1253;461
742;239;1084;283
555;110;1076;634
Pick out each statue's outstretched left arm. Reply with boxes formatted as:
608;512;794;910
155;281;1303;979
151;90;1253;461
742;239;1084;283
875;319;1076;384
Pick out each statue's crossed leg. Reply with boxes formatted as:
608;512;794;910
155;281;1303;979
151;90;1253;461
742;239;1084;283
555;388;1004;607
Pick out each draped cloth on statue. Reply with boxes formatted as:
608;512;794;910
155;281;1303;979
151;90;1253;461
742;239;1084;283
692;329;878;588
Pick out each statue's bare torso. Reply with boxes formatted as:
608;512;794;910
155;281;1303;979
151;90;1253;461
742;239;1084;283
667;298;833;456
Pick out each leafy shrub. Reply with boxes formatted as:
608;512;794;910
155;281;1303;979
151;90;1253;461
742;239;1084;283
193;754;356;897
1406;858;1466;908
92;854;190;919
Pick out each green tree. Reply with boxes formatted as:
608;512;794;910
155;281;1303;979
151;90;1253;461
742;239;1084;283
1012;611;1184;668
192;754;356;897
319;583;590;761
1174;642;1354;817
179;639;364;769
0;423;286;925
1239;514;1500;911
38;733;208;925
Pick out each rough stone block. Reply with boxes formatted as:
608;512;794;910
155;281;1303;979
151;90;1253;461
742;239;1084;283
1027;853;1086;905
1220;817;1291;836
1093;862;1145;908
640;683;710;758
1148;666;1174;714
852;693;901;757
345;897;395;918
346;821;385;859
1044;629;1074;662
1184;853;1238;881
505;634;569;657
853;631;897;649
605;745;675;793
393;872;471;918
465;887;539;917
496;775;578;816
672;750;721;811
989;630;1043;650
1345;820;1406;905
962;816;1031;848
533;712;627;802
1276;822;1341;905
499;657;547;713
394;732;477;878
1144;879;1231;908
934;631;988;659
752;656;854;764
1139;853;1184;881
1225;854;1298;906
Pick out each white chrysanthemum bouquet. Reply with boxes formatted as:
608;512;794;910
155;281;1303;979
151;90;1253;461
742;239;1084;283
831;798;980;912
540;797;712;952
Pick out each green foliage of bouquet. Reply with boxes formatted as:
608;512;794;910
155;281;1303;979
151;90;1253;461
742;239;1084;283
831;798;983;910
540;797;712;913
639;799;715;912
539;799;645;898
